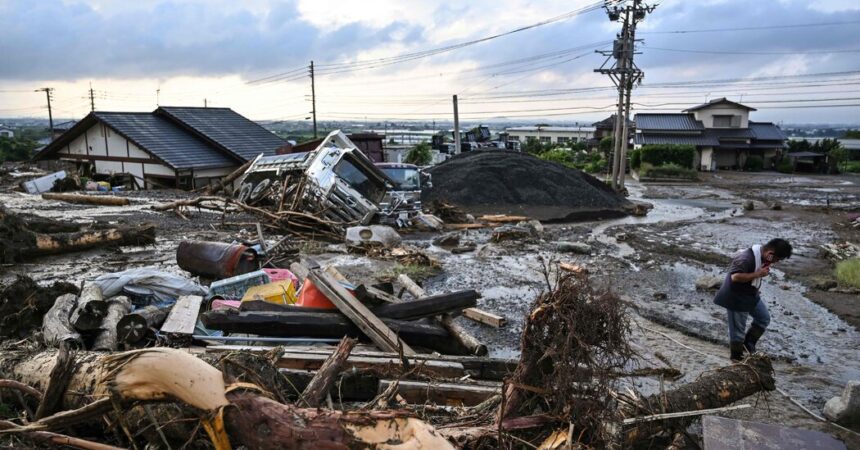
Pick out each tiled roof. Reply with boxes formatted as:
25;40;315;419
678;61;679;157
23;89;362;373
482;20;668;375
683;97;756;112
634;114;705;131
157;107;284;161
749;122;787;141
634;133;720;147
705;128;754;139
95;112;235;169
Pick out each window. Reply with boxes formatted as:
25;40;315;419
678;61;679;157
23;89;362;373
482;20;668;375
333;154;387;202
557;137;570;144
713;115;739;128
539;136;551;144
571;137;579;143
508;135;519;141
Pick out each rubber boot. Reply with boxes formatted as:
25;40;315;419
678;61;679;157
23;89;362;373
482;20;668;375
744;324;766;354
730;341;745;362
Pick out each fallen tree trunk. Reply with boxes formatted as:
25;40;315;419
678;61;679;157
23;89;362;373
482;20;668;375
41;193;130;207
0;420;125;450
116;304;173;344
91;296;131;351
201;309;470;355
622;354;775;446
33;225;156;256
69;284;108;331
301;337;357;407
42;294;83;348
370;290;479;320
203;155;258;195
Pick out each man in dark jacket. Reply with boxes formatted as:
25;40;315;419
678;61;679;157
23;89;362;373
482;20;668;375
713;238;793;361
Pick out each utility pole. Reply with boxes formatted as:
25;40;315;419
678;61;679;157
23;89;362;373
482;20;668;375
88;82;95;111
204;98;208;108
453;95;461;154
595;0;655;192
310;60;318;139
35;87;54;138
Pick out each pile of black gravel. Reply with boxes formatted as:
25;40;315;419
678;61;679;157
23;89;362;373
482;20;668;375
423;151;632;221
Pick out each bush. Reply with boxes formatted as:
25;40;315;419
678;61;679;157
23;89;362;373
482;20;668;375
629;149;641;169
539;148;576;167
744;155;764;172
584;159;607;174
640;144;695;169
836;259;860;289
405;142;432;165
777;161;794;173
841;161;860;173
641;163;697;180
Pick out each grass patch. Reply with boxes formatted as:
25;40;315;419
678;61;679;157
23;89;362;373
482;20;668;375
640;162;698;180
836;258;860;289
380;263;441;283
841;160;860;173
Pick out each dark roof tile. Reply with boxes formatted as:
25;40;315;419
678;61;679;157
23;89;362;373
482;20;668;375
635;113;704;131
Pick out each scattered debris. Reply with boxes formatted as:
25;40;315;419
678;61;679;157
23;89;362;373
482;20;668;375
177;240;259;279
41;192;130;206
695;275;723;291
743;200;755;211
820;242;860;261
345;225;402;249
491;224;534;242
824;380;860;426
702;415;846;450
432;232;461;248
21;170;67;194
557;241;593;254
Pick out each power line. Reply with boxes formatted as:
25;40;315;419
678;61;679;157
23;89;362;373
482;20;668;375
641;19;860;34
646;46;860;55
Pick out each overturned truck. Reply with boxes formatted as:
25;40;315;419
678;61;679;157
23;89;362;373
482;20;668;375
236;131;395;227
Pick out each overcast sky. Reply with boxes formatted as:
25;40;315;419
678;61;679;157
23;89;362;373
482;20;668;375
1;0;859;124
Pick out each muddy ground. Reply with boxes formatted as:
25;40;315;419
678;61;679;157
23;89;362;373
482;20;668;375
0;169;858;447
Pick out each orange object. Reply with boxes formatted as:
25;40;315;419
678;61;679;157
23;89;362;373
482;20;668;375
297;279;336;309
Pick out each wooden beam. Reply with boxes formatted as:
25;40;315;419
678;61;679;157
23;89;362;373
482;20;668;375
160;295;203;336
307;267;415;355
462;308;506;328
42;193;130;206
378;380;501;406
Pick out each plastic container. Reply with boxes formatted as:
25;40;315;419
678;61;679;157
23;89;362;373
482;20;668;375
241;280;298;305
263;268;299;287
296;280;336;309
208;270;270;300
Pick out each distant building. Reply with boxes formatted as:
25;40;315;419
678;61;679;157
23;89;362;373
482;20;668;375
34;106;285;189
634;98;786;171
504;125;596;146
0;127;13;138
591;115;634;145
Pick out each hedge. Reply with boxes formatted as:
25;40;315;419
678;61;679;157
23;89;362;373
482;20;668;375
629;149;641;169
640;163;697;180
640;144;696;169
744;155;764;172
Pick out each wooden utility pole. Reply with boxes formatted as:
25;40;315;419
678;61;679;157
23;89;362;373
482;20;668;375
453;95;461;154
88;83;95;112
310;60;318;139
595;0;655;192
35;87;54;138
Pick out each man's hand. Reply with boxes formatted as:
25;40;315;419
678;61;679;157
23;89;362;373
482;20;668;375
731;267;770;283
756;266;771;278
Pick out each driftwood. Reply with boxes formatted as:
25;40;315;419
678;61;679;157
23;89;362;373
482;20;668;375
32;225;156;256
41;193;130;206
42;294;83;348
0;420;125;450
622;354;775;446
397;274;488;356
371;290;478;320
301;337;357;407
116;304;173;344
201;309;470;355
69;284;108;331
203;155;259;195
91;296;131;351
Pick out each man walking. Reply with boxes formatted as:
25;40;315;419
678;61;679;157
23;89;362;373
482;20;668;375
713;238;793;361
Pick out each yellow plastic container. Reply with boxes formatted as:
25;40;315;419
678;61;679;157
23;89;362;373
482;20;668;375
241;280;298;305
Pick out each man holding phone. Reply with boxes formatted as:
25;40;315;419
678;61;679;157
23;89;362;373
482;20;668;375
713;238;793;361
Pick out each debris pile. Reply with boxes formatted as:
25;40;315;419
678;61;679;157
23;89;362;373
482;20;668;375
423;151;634;221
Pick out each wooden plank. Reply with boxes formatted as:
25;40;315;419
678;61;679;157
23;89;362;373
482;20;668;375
289;262;309;280
444;223;489;230
370;290;479;321
462;308;506;328
478;214;529;223
378;380;501;406
308;267;416;355
160;295;203;335
277;352;465;379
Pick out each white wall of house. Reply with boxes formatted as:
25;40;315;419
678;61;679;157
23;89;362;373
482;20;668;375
691;105;750;129
57;122;174;180
505;127;595;145
0;129;14;138
700;148;714;171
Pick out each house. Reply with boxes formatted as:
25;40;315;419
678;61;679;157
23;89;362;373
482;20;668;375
0;127;13;138
634;98;786;171
34;106;285;189
504;125;596;147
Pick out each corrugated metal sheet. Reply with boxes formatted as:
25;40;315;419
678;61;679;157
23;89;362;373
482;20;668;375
634;113;704;131
157;107;285;161
749;122;787;140
95;112;236;170
635;132;719;146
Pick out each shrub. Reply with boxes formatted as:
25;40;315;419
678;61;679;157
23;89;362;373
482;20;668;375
777;161;794;173
584;159;607;174
836;259;860;289
629;149;641;169
405;142;432;165
841;161;860;173
640;144;695;169
539;148;576;167
641;163;697;180
744;155;764;172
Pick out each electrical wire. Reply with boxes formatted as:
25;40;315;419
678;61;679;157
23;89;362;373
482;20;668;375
641;19;860;34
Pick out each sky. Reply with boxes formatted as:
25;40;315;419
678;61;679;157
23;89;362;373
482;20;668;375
1;0;860;125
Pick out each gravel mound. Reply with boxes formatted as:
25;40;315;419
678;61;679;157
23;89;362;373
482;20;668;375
423;151;632;221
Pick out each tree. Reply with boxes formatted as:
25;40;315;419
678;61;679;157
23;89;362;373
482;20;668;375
405;142;432;166
521;137;547;155
598;136;613;159
0;136;37;162
828;142;849;174
843;129;860;139
787;139;811;153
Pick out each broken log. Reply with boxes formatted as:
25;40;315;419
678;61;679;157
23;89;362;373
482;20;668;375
301;337;357;407
0;420;125;450
622;354;775;446
69;284;108;331
91;296;131;351
32;224;156;256
41;192;130;206
371;290;479;320
378;379;501;406
116;304;173;344
201;309;471;355
397;274;488;356
42;294;83;348
308;267;416;355
203;154;260;195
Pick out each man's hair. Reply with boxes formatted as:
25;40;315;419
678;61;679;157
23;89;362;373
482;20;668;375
764;238;792;260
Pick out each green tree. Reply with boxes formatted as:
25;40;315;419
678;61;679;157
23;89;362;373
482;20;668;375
405;142;432;166
828;142;849;174
843;129;860;139
787;139;811;153
522;137;548;155
0;136;37;162
598;136;613;159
